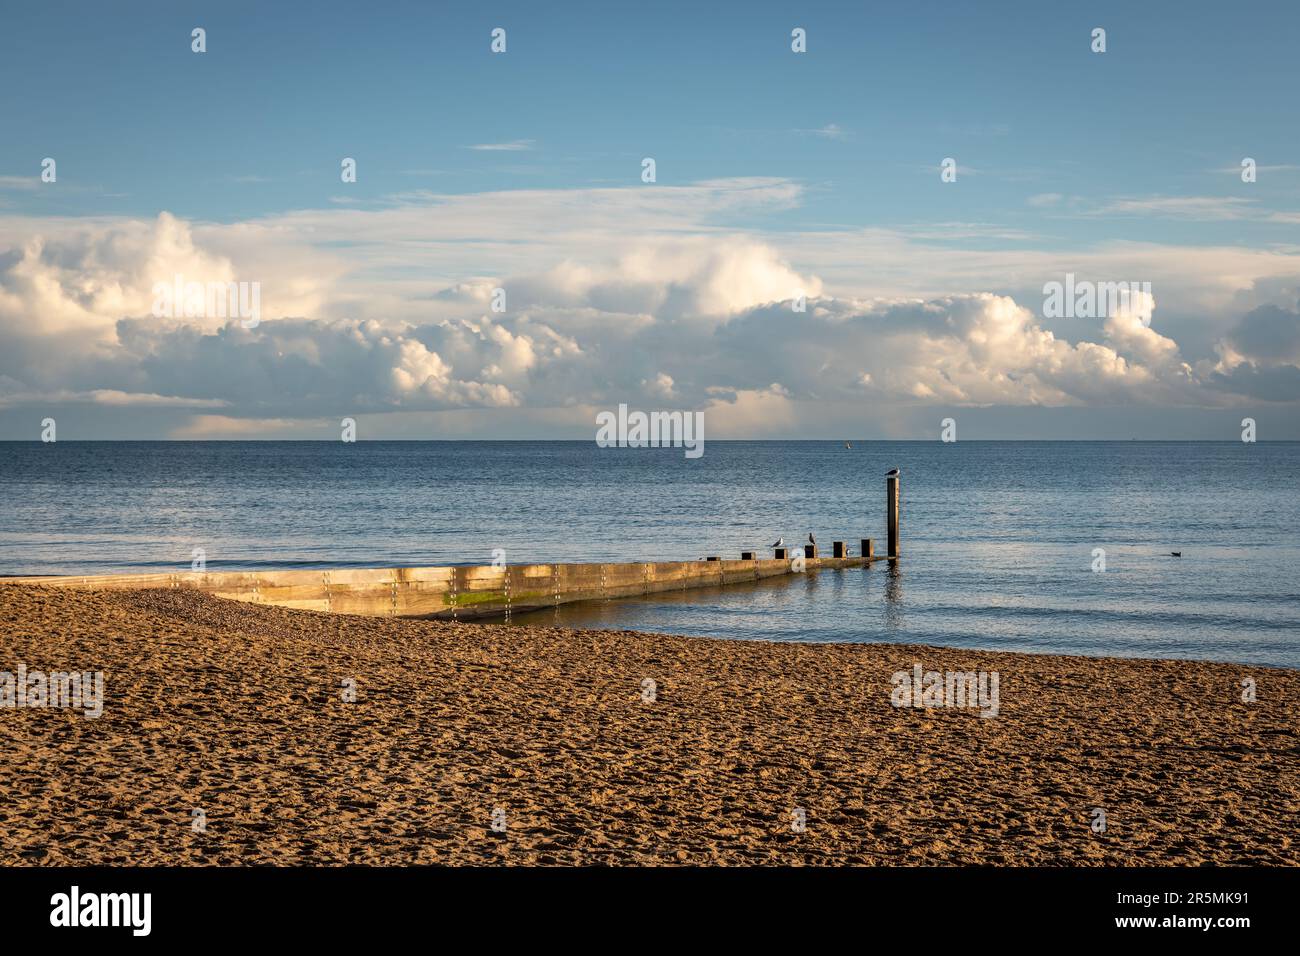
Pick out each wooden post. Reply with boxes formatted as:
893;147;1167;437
832;541;846;558
774;547;788;560
861;538;874;560
740;551;756;561
886;474;900;558
706;556;720;562
804;543;816;559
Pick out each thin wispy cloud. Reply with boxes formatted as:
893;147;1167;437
1027;193;1064;208
936;122;1011;138
1210;163;1300;175
0;175;39;191
794;124;848;140
917;162;979;176
465;140;536;152
0;388;228;410
1087;195;1300;223
900;222;1039;242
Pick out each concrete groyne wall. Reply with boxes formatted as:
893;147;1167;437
2;554;876;620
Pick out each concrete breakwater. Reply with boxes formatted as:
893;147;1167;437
2;552;879;620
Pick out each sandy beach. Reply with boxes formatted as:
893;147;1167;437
1;582;1296;866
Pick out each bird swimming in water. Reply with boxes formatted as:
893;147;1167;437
771;537;784;548
1170;551;1182;557
885;467;900;477
844;441;852;449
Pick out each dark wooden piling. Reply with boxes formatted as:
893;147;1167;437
832;541;847;558
774;547;788;560
740;551;756;561
861;538;874;560
804;544;817;559
886;474;900;558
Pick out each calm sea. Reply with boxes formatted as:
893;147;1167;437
1;441;1296;668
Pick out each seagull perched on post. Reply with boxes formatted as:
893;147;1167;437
771;537;784;548
885;468;900;477
808;533;816;546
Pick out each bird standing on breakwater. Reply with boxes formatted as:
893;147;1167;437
771;537;784;548
885;468;900;477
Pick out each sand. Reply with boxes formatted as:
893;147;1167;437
0;582;1296;865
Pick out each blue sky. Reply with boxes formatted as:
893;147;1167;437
2;0;1299;438
6;0;1298;239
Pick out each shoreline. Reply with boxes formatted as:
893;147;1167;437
1;583;1296;865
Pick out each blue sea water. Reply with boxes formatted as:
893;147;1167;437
1;441;1297;667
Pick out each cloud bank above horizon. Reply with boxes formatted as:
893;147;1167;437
2;177;1299;440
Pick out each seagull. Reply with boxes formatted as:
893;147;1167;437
808;533;816;546
1170;551;1182;557
844;441;852;449
771;537;784;548
885;468;900;477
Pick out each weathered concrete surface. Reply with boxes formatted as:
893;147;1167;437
1;555;876;620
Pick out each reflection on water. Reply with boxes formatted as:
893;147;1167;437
512;559;911;642
883;561;904;631
512;564;862;633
